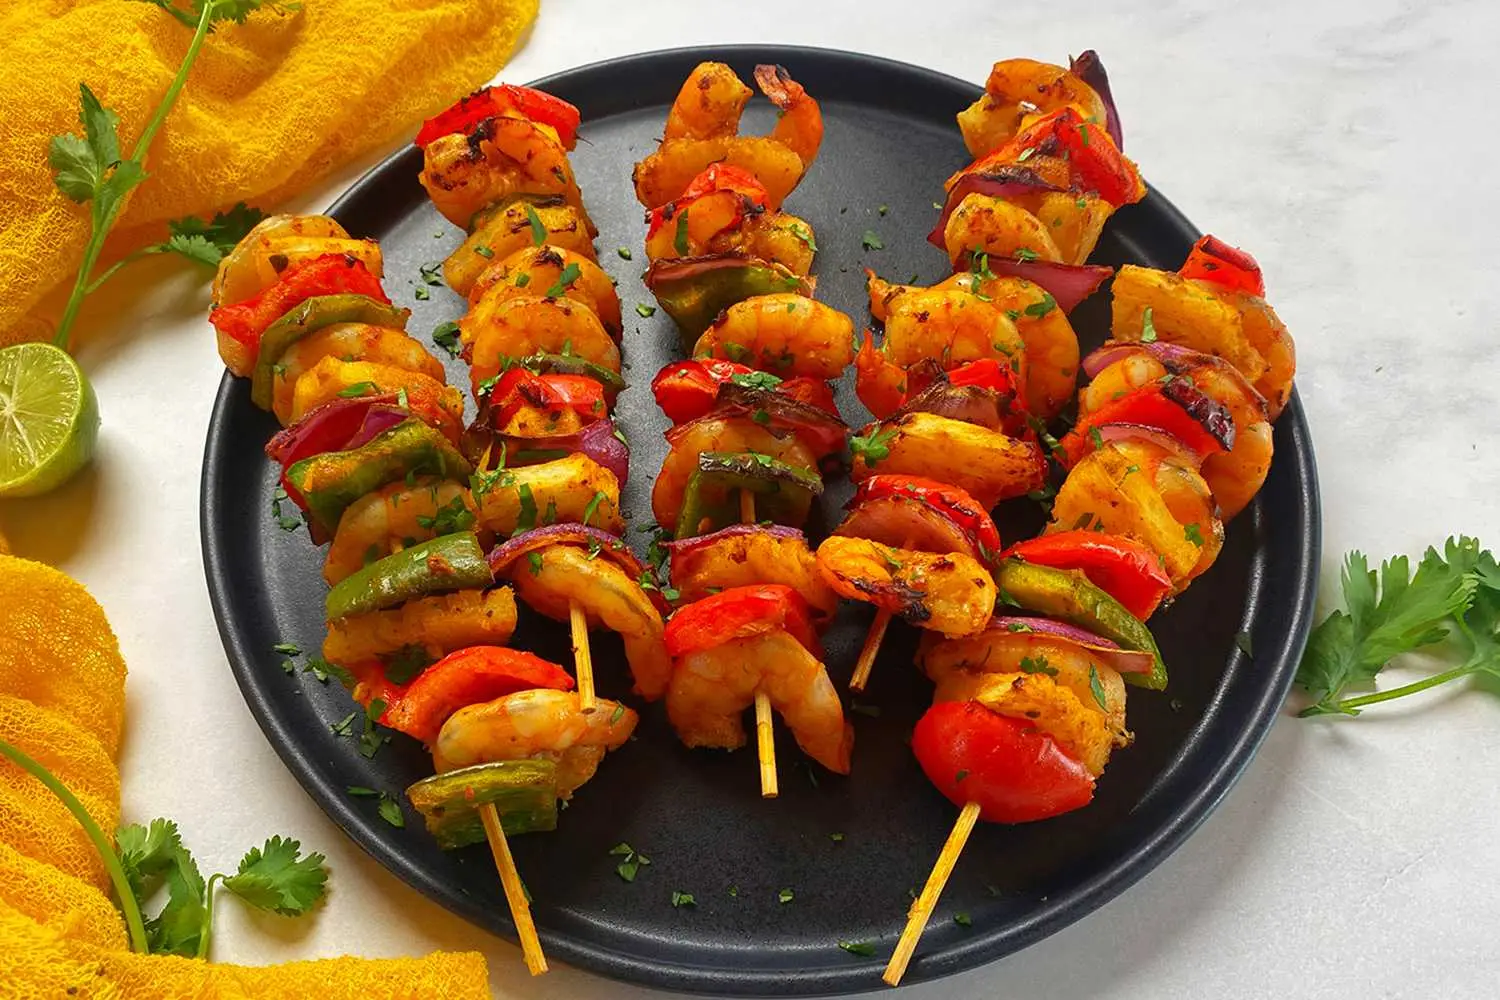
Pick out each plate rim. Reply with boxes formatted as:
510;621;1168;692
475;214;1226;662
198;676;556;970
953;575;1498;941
201;42;1322;996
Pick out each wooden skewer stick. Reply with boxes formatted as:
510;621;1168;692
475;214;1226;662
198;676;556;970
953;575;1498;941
849;534;916;693
738;488;779;799
569;601;597;713
479;801;549;976
883;800;982;987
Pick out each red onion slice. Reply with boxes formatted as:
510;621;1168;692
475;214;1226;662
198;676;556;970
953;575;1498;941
1069;50;1124;151
264;394;403;469
488;524;647;579
343;406;412;452
986;258;1113;313
987;615;1154;674
1092;423;1200;467
1081;340;1214;379
663;523;806;559
927;167;1062;248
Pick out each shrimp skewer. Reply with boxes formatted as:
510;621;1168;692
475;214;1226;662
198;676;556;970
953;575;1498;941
741;489;779;798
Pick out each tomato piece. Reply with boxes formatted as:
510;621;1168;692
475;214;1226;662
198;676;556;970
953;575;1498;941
912;700;1094;824
376;646;575;744
415;84;581;149
665;584;823;659
208;255;390;367
850;475;1003;562
1002;531;1172;620
1179;234;1265;297
1058;383;1228;468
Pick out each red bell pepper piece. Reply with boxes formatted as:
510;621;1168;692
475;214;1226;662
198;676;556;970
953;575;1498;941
490;369;607;429
1002;531;1172;620
208;255;389;369
1057;384;1228;468
645;163;769;241
777;376;839;417
963;107;1142;208
664;584;823;660
1179;234;1266;297
651;360;838;425
912;700;1094;824
374;646;576;744
415;84;582;150
851;475;1004;563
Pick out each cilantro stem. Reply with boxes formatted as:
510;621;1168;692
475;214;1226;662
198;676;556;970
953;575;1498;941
84;248;155;296
1310;663;1476;716
0;737;149;953
53;0;221;350
195;873;224;959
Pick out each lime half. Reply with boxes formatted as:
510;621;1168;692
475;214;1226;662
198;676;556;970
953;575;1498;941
0;343;100;498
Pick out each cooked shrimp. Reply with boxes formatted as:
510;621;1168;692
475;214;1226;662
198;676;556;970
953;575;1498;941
694;294;854;380
213;214;351;308
651;416;818;530
667;631;852;773
943;193;1064;266
956;58;1108;158
753;64;823;167
445;198;597;297
420;119;587;229
322;589;517;663
1111;264;1271;393
465;295;621;394
288;358;465;440
1081;346;1273;520
634;136;806;211
505;544;671;700
432;689;637;797
814;535;995;636
851;412;1046;507
324;479;476;584
953;272;1078;419
668;529;840;621
472;453;625;537
707;211;817;276
664;61;754;141
466;245;621;333
1218;290;1296;421
273;324;444;425
645;191;764;262
1048;438;1223;590
854;328;910;419
878;285;1026;385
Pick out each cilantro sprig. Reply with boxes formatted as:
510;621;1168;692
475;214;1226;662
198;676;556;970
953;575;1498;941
47;0;296;349
1296;536;1498;716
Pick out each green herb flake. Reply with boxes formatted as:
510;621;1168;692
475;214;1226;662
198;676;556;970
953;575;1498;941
336;381;377;399
674;209;692;256
1023;292;1058;319
272;642;301;656
636;302;657;318
376;795;405;828
1141;306;1158;343
954;912;972;927
1088;664;1109;709
839;940;876;957
860;230;885;251
1235;631;1254;658
473;245;495;259
777;888;794;904
670;891;696;908
850;426;897;467
545;261;583;299
617;246;633;260
524;205;547;246
1185;522;1205;547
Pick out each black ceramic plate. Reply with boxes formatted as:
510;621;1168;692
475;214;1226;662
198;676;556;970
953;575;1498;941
202;45;1320;996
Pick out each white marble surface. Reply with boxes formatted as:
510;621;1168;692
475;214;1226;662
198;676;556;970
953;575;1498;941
4;0;1499;996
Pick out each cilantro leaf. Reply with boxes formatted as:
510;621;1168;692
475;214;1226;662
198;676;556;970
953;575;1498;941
49;83;121;203
850;426;897;467
222;836;329;916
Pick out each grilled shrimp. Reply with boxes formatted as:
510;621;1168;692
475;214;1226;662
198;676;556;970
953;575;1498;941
664;61;754;141
694;294;855;380
323;479;476;584
472;453;625;537
213;214;354;308
1080;346;1273;520
651;416;818;530
322;589;517;664
432;689;637;797
1048;438;1223;590
942;193;1064;265
445;198;597;297
420;119;587;229
506;544;672;700
465;295;621;394
850;412;1047;507
707;212;818;276
752;64;823;167
950;272;1078;419
273;324;444;425
814;536;995;637
956;58;1109;159
667;529;840;621
878;285;1026;378
667;631;852;774
467;245;621;334
634;137;806;212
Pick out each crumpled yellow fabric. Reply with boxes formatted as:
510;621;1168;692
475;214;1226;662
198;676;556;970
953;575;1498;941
0;0;540;344
0;552;494;993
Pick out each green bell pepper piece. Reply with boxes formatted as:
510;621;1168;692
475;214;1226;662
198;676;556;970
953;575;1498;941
251;294;411;410
995;558;1168;689
287;419;472;536
406;760;559;850
325;531;491;620
673;450;824;538
644;254;812;352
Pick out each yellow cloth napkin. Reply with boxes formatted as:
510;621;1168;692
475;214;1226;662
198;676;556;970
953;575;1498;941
0;551;494;992
0;0;540;344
